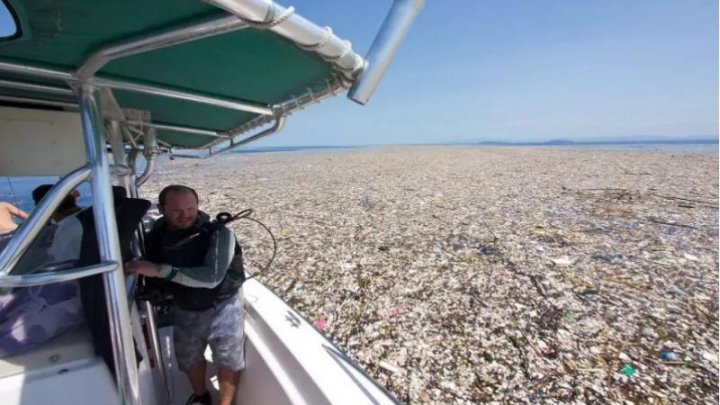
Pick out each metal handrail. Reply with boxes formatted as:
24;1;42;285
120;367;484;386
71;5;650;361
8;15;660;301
170;115;286;158
99;78;273;116
0;262;119;288
0;61;273;116
76;15;250;81
0;79;74;96
226;78;342;137
169;77;342;157
222;115;286;152
122;121;224;138
0;166;92;275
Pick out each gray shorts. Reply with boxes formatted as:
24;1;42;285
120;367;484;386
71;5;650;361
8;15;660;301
173;291;245;371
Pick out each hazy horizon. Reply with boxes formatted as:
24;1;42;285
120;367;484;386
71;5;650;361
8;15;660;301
239;136;720;149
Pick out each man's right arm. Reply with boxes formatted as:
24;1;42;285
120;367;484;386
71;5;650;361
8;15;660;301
154;227;236;289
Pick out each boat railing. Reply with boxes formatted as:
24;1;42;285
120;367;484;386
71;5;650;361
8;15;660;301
0;87;141;403
0;261;119;288
0;166;91;276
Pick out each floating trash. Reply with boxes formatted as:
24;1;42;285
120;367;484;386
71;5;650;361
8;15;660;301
660;351;678;362
622;364;637;377
591;252;622;263
667;285;686;296
551;256;575;266
145;147;719;403
381;306;407;319
476;245;497;256
313;318;327;331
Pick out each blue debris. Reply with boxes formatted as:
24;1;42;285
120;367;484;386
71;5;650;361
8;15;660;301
660;351;678;361
476;245;497;255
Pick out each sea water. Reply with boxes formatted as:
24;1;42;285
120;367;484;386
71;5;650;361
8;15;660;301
0;176;92;213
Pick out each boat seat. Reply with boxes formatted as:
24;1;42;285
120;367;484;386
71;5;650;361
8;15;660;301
0;322;120;405
0;323;95;379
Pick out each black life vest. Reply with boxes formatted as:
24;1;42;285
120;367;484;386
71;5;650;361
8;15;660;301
145;214;245;311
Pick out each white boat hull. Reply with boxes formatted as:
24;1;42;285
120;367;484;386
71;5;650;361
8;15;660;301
163;279;398;405
0;279;397;405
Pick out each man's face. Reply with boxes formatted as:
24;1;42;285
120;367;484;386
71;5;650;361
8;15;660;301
160;190;198;230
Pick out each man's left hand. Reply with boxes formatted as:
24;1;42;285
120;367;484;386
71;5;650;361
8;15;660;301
125;260;160;277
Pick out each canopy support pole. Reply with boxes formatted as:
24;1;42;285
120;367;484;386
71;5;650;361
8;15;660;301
100;89;134;193
348;0;425;104
78;84;141;405
135;128;157;187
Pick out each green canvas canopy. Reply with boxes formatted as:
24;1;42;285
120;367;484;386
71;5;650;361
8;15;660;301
0;0;365;149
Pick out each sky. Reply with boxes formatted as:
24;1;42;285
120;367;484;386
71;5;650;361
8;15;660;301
0;1;717;146
0;2;14;37
255;0;718;146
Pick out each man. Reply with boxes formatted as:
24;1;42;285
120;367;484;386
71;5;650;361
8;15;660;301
0;201;28;235
126;185;245;405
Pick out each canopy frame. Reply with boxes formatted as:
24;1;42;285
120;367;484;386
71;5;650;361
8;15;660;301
0;2;425;403
0;0;425;155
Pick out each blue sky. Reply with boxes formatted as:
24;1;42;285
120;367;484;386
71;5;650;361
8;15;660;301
0;2;14;37
257;0;718;146
0;1;717;146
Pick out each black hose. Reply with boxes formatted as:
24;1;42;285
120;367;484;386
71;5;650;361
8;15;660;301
217;209;277;280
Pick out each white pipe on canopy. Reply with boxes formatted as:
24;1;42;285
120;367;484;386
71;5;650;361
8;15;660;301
202;0;364;84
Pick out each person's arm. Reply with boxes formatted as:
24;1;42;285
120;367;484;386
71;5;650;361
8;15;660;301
155;227;236;288
1;202;29;221
10;203;29;220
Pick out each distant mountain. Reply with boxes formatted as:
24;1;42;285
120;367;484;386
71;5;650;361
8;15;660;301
243;138;719;150
467;138;719;146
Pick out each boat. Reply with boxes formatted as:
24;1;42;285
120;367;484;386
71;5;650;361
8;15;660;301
0;1;423;404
